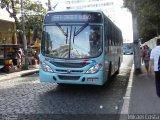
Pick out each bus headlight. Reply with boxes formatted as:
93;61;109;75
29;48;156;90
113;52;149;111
86;63;102;74
41;62;53;73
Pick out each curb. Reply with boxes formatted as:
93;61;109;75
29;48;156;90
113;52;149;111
0;69;39;81
21;70;39;77
119;64;134;120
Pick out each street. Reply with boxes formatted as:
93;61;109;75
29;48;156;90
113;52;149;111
0;55;133;120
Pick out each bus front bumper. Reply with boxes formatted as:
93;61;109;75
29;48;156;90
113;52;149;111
39;69;104;85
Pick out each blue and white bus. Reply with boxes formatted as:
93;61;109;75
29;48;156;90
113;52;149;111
40;10;123;85
123;43;133;55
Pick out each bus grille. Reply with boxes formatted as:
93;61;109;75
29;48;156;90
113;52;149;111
58;75;80;80
50;61;89;68
56;69;83;73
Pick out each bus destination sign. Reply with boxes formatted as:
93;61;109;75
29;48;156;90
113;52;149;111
44;12;102;23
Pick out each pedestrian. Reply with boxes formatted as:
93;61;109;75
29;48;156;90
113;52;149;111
28;51;33;65
149;38;160;97
17;51;22;69
12;49;17;66
140;47;144;64
18;48;25;64
142;45;151;74
34;50;39;60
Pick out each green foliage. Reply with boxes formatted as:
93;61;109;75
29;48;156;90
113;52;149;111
123;0;160;43
23;0;47;40
0;0;47;41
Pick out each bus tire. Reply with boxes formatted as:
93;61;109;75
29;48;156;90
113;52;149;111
107;62;112;80
115;58;120;74
57;83;67;86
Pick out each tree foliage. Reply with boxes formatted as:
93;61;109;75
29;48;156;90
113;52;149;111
0;0;47;43
23;0;46;42
123;0;160;43
0;0;20;29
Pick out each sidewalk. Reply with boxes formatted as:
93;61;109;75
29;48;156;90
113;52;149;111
120;64;160;119
0;65;39;81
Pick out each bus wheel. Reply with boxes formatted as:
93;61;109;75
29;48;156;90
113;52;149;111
115;58;120;74
107;62;112;80
115;62;120;75
115;67;120;74
57;83;67;86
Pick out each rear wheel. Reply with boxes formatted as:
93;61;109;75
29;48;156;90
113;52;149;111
115;67;119;74
107;62;112;80
115;58;120;74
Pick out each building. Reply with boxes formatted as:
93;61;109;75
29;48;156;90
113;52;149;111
0;9;17;45
0;9;18;71
65;0;116;22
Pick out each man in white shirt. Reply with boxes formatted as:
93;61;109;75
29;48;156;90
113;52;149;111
149;38;160;97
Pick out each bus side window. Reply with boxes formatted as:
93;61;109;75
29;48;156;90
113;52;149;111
105;22;108;47
111;26;114;46
109;24;112;46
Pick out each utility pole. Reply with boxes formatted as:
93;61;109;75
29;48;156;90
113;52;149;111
132;0;141;74
47;0;58;11
21;0;28;69
48;0;51;11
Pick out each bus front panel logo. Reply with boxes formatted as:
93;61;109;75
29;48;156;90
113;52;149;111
67;69;71;73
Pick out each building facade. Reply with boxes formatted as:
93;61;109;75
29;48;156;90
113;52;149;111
0;9;17;45
65;0;116;22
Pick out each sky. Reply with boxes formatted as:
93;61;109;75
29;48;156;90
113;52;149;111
0;9;15;22
114;0;133;42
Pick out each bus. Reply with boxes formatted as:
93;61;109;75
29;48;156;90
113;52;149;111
40;10;123;85
123;43;133;55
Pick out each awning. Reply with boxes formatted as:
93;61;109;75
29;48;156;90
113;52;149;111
31;39;40;48
0;44;20;46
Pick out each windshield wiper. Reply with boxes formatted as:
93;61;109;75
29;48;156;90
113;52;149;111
55;23;68;44
73;22;89;43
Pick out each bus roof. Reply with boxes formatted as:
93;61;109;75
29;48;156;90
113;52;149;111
47;10;104;14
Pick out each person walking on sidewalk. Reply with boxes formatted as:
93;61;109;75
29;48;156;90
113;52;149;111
149;38;160;97
140;47;144;64
143;45;151;74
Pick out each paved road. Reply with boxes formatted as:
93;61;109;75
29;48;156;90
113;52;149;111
0;55;133;120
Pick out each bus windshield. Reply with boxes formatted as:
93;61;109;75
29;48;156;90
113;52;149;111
41;24;102;59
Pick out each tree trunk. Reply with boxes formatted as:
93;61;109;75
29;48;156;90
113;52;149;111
132;1;142;74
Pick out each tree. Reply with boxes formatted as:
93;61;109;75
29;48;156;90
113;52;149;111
123;0;142;73
23;0;46;43
0;0;46;41
123;0;160;43
0;0;20;28
0;0;46;69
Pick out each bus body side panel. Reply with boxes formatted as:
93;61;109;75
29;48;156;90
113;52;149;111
103;16;123;81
